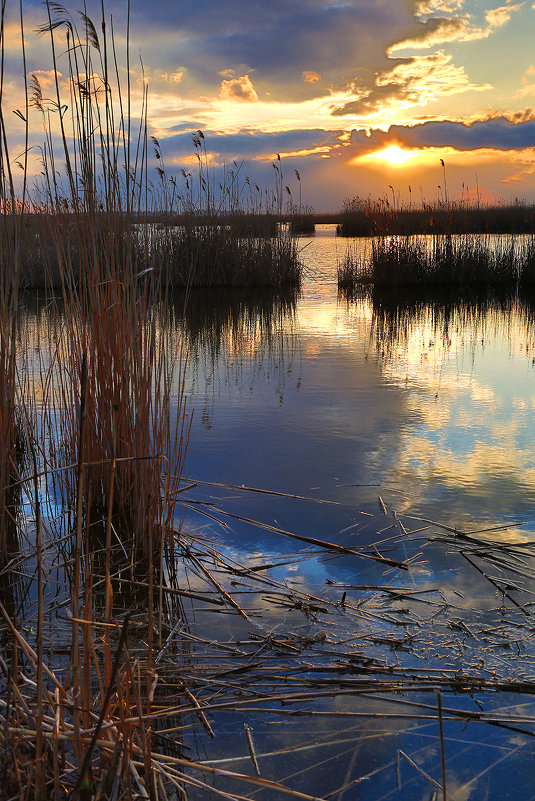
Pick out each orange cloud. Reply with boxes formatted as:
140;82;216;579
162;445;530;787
302;70;322;84
160;68;185;84
30;69;62;91
219;74;259;102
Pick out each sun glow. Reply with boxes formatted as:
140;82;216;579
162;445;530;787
365;145;416;165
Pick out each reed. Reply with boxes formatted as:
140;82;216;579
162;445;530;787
338;234;531;288
0;4;188;796
145;221;302;287
337;196;535;236
0;0;31;555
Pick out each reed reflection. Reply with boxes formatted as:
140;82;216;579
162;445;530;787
368;287;535;361
170;287;300;419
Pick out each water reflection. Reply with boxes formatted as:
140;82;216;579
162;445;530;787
368;286;535;360
185;281;535;530
172;287;300;424
337;288;535;527
10;252;535;799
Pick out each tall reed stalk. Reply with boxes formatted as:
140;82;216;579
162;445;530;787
0;0;31;555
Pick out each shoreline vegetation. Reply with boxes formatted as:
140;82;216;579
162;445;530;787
336;195;535;290
336;197;535;236
337;233;535;289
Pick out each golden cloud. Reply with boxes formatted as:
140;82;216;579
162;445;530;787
160;68;185;84
219;74;259;103
515;65;535;100
414;0;465;13
332;50;491;118
302;70;322;84
391;3;523;53
485;3;524;28
30;69;62;92
376;50;491;103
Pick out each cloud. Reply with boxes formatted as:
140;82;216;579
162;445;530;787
390;3;523;53
349;116;535;153
389;17;475;52
514;64;535;99
125;0;432;104
219;74;259;102
162;127;344;161
332;51;491;116
414;0;465;13
485;3;524;28
160;68;185;84
302;71;322;84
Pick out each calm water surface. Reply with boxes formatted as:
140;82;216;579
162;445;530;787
184;225;535;531
17;227;535;800
172;226;535;800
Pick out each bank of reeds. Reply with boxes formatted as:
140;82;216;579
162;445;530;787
338;234;535;289
337;198;535;236
145;222;302;287
289;215;316;235
14;180;302;291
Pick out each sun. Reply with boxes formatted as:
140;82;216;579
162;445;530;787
366;145;415;165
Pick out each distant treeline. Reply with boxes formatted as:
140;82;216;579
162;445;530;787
145;204;535;237
336;203;535;236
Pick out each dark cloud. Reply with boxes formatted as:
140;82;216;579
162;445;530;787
350;117;535;152
162;128;344;160
125;0;420;102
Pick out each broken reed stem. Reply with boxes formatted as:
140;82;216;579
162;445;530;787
30;442;44;798
437;690;447;801
72;614;131;800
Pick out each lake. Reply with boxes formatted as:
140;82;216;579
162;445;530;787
155;225;535;800
10;225;535;800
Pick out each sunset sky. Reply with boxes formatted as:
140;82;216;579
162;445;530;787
5;0;535;210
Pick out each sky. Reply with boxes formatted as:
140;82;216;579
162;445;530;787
4;0;535;211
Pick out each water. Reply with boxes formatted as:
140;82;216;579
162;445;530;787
12;227;535;800
165;226;535;799
184;226;535;531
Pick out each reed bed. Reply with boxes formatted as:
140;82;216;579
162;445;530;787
17;212;303;289
337;199;535;236
144;222;302;287
289;215;316;235
338;234;535;288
